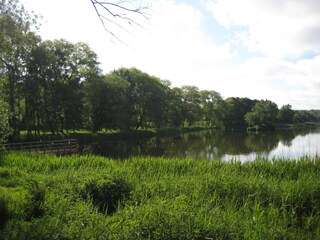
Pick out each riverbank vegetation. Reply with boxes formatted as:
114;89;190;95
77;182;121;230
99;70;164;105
1;0;320;143
1;153;320;239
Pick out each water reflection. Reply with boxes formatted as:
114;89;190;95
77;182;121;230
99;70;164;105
79;127;320;161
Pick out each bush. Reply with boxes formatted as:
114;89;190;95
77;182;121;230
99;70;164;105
81;175;132;214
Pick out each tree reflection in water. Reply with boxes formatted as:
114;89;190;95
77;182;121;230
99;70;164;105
80;127;320;161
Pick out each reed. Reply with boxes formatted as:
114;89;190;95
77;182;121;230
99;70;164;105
0;153;319;239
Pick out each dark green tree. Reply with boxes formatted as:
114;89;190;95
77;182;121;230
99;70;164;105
25;40;100;133
200;90;226;128
164;87;184;127
84;72;130;132
0;0;40;135
224;97;257;129
180;86;202;127
245;100;279;130
113;68;168;130
0;79;12;145
277;104;295;123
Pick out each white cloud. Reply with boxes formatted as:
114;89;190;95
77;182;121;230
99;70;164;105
217;56;320;109
99;0;235;87
205;0;320;58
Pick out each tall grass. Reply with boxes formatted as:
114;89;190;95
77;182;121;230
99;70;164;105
0;153;320;239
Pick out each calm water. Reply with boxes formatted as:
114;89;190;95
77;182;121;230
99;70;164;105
80;127;320;162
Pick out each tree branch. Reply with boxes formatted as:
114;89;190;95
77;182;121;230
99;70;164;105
90;0;150;43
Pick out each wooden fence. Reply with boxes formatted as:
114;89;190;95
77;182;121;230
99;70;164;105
4;139;79;155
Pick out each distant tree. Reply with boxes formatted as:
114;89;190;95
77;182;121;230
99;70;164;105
164;87;184;127
293;110;317;123
224;97;257;129
245;100;279;130
309;110;320;121
144;76;168;128
180;86;202;127
84;72;130;132
200;90;226;128
113;68;167;130
277;104;295;123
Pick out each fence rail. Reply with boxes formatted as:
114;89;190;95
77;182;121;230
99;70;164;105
4;139;79;155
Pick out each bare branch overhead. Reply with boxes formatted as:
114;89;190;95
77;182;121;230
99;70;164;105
90;0;150;43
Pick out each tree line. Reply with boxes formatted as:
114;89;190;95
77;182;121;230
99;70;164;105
0;0;319;142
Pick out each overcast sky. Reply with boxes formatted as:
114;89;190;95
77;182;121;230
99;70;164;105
22;0;320;110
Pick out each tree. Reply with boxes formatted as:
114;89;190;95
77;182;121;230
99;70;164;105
90;0;150;42
113;68;167;130
164;87;184;127
224;97;257;129
277;104;295;123
200;90;226;128
25;39;100;134
245;100;279;130
84;72;130;132
0;80;12;145
0;0;40;135
180;86;202;127
0;99;11;145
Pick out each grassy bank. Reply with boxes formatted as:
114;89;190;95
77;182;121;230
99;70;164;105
14;127;206;143
1;153;320;239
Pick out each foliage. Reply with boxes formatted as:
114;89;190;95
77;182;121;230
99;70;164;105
0;82;12;145
225;97;258;129
277;104;295;123
0;102;11;145
200;90;227;128
179;86;203;127
1;153;320;239
113;68;168;130
245;100;279;130
0;0;40;136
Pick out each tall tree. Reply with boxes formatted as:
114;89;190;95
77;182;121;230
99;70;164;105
0;0;40;135
245;100;279;130
84;72;130;132
224;97;257;129
277;104;295;124
25;39;100;133
180;86;202;127
0;78;12;145
113;68;167;130
165;87;184;127
200;90;226;128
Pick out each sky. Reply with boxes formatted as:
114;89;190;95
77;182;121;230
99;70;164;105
21;0;320;110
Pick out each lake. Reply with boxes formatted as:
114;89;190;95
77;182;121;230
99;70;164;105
80;127;320;162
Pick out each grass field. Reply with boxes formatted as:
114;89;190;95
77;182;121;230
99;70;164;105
1;153;320;239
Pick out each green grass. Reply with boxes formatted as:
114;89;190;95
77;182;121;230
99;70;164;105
1;153;320;239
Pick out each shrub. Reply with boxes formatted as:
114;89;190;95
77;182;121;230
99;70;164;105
81;175;132;214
